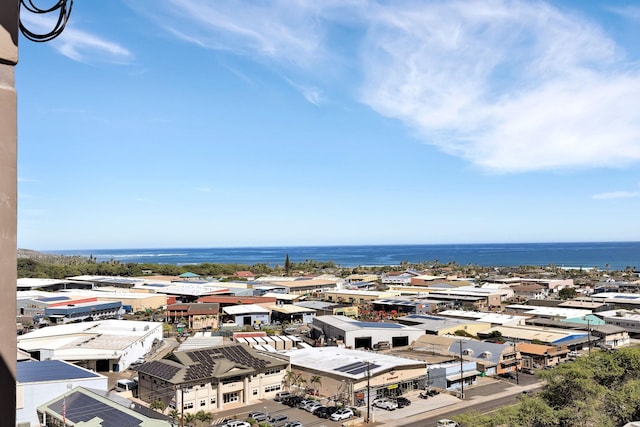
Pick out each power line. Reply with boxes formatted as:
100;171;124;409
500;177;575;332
19;0;73;42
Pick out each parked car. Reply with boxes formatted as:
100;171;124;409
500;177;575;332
498;372;516;380
220;422;250;427
283;396;303;407
393;397;411;408
330;408;354;421
296;399;312;409
304;401;323;413
426;389;440;396
283;422;303;427
311;405;327;416
315;406;339;418
275;391;293;401
418;391;430;399
521;368;536;375
437;419;459;427
373;398;398;410
247;412;268;422
268;414;289;427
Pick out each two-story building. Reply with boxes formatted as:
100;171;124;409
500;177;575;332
136;344;289;414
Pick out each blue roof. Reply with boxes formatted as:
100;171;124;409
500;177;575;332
18;360;100;383
355;321;403;329
179;272;200;278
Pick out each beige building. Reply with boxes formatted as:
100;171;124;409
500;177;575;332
136;344;289;414
324;289;402;304
286;347;427;404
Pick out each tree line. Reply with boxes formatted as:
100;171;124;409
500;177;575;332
454;346;640;427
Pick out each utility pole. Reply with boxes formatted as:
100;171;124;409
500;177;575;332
458;340;464;399
366;360;371;424
0;3;19;426
513;340;519;385
586;316;591;356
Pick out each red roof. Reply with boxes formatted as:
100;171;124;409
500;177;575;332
234;271;255;277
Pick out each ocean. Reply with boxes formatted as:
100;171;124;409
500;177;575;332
50;242;640;271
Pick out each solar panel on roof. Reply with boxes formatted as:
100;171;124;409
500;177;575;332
38;296;70;302
17;360;99;383
49;391;142;426
347;363;380;375
335;362;364;372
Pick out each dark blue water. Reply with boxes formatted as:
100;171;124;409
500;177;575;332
48;242;640;270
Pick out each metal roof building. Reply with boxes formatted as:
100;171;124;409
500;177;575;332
17;360;108;427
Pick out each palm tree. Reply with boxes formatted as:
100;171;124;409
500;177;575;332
149;399;166;413
283;370;302;392
310;375;322;396
195;410;212;426
168;409;180;425
184;412;196;427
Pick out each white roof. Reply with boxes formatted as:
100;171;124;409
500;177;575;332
223;304;270;315
263;293;300;300
505;304;591;318
286;347;425;379
17;278;77;288
17;320;163;356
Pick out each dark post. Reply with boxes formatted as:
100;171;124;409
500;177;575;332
459;340;464;399
366;361;371;423
586;316;591;356
513;340;519;385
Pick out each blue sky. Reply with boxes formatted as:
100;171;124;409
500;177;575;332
16;0;640;250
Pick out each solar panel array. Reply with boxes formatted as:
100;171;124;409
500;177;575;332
212;345;269;369
334;361;380;375
183;350;224;381
136;361;181;381
50;391;142;426
17;360;99;383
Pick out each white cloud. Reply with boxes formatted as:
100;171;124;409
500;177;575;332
286;79;323;105
607;5;640;21
134;0;640;173
20;13;132;64
592;191;640;200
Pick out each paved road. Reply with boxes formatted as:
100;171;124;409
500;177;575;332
373;376;545;427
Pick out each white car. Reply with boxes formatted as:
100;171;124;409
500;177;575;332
220;422;250;427
437;419;459;427
304;401;323;413
373;398;398;410
329;408;354;421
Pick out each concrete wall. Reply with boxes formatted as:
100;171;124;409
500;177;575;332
0;3;18;425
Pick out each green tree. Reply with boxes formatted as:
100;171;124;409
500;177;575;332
149;399;166;412
284;253;292;275
184;412;196;427
558;287;577;300
310;375;322;395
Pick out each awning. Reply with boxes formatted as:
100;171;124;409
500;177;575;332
446;370;481;381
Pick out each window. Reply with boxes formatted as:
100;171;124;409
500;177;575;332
184;401;194;410
264;384;281;393
210;397;217;405
252;388;259;396
223;392;239;403
200;399;207;407
263;368;280;376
